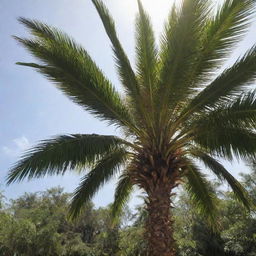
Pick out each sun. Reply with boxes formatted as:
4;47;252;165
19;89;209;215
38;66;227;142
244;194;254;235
110;0;177;36
123;0;175;18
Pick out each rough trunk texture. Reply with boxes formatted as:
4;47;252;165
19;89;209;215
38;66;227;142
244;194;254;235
130;151;181;256
146;184;176;256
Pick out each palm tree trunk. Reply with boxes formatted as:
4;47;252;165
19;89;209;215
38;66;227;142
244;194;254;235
146;184;176;256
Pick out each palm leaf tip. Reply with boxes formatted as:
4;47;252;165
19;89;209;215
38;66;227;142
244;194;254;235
16;62;43;68
6;134;126;186
185;163;218;226
191;150;253;210
68;148;128;220
135;0;158;91
91;0;144;122
157;0;211;114
111;172;133;222
14;19;136;130
200;90;256;130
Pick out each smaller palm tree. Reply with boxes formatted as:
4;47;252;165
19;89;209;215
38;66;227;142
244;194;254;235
7;0;256;255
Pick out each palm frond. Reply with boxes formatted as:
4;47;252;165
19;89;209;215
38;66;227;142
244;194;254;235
11;0;256;231
184;162;218;225
190;149;252;209
135;0;158;105
188;0;255;88
111;171;133;221
69;148;128;219
91;0;143;119
201;90;256;129
6;134;126;184
15;18;136;130
193;116;256;160
183;44;256;115
157;0;210;115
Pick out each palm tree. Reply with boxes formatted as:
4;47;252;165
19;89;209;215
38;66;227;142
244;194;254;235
7;0;256;255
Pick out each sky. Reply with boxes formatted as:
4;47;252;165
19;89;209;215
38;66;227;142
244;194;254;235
0;0;255;208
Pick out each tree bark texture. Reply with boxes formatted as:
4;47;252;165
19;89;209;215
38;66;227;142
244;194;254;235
130;152;181;256
146;184;176;256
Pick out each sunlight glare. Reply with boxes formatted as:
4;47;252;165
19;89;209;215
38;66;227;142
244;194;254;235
110;0;180;36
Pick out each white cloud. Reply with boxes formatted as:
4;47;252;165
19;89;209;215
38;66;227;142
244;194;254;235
13;136;30;151
2;136;30;157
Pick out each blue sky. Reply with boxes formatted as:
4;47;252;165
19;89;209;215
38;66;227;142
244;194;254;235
0;0;255;207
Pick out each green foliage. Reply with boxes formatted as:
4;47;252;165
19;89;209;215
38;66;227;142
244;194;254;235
0;188;123;256
200;91;256;129
191;149;251;209
174;169;256;256
91;0;144;125
158;0;210;112
184;163;218;225
118;226;147;256
186;44;256;115
1;172;256;256
8;0;256;246
135;0;158;113
15;18;134;129
69;148;128;219
7;134;126;184
111;171;133;221
190;0;255;88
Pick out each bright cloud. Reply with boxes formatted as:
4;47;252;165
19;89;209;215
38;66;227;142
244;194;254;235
2;136;30;157
13;136;30;151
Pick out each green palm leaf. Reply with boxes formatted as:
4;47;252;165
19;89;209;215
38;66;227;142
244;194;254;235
7;134;125;184
135;0;158;104
199;90;256;129
69;148;128;219
91;0;144;121
188;0;255;88
15;18;135;130
157;0;210;115
9;0;256;250
184;162;218;224
190;149;251;209
193;116;256;159
184;44;256;116
111;171;133;221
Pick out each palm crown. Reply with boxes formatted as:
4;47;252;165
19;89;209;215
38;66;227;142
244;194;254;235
7;0;256;255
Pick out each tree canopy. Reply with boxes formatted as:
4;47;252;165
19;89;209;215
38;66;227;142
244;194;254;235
1;169;256;255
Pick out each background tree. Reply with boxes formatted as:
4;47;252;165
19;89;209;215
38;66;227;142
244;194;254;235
0;188;122;256
174;172;256;256
0;167;256;256
7;0;256;255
